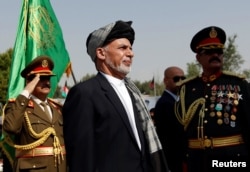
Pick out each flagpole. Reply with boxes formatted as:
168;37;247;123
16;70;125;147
71;69;77;84
154;77;156;97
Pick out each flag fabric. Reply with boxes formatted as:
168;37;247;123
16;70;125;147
2;0;71;167
61;81;69;98
7;0;71;99
149;77;155;89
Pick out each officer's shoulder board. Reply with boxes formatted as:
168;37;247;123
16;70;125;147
48;98;63;108
176;75;199;86
8;98;16;103
222;71;246;79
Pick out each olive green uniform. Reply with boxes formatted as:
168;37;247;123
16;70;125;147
3;94;66;172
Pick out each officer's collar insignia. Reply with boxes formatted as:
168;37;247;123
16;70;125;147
209;27;217;38
28;100;34;108
201;71;222;82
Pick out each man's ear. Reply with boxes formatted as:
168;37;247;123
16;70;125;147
96;48;105;60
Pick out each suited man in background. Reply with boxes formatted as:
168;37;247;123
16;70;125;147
63;20;169;172
154;66;186;172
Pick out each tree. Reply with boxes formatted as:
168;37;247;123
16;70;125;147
0;48;13;103
186;62;201;78
223;35;244;72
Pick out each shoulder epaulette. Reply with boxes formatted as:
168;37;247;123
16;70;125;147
223;71;246;79
176;75;199;86
8;98;16;103
48;98;63;108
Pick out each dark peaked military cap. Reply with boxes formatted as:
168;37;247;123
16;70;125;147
21;55;56;78
190;26;226;53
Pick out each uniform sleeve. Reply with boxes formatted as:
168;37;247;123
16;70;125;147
3;95;30;134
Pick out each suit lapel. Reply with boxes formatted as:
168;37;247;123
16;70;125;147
96;73;139;145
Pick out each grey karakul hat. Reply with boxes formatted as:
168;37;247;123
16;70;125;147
86;20;135;62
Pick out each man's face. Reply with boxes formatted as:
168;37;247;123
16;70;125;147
32;76;51;96
102;38;134;79
164;68;185;94
196;48;224;71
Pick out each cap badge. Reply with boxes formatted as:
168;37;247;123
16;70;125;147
209;27;217;38
41;59;48;68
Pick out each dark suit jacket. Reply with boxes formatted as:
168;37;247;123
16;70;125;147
154;91;185;172
63;73;152;172
3;95;66;172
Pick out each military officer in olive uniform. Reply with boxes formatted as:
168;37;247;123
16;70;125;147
3;56;66;172
175;26;249;172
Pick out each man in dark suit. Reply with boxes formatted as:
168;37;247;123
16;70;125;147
62;20;169;172
154;66;186;172
3;56;66;172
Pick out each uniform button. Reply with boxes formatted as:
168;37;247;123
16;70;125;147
33;165;36;168
205;95;208;98
204;120;208;123
204;108;208;111
207;83;210;87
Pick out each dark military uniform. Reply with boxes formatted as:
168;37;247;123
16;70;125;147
2;56;66;172
176;72;250;172
175;26;249;172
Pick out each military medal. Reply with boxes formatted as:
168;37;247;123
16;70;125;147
216;111;222;117
210;104;215;110
224;117;229;124
225;104;231;112
230;114;236;121
215;103;223;111
230;121;236;127
217;119;223;125
210;111;215;117
233;100;239;106
223;112;229;118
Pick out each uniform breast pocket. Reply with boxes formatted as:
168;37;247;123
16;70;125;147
28;116;49;133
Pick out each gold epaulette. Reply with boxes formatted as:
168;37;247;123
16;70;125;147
176;75;199;86
8;98;16;103
222;71;246;79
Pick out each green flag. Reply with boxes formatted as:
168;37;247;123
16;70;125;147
7;0;71;99
2;0;71;166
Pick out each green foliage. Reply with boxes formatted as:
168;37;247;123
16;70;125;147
186;62;201;78
223;35;244;72
0;48;13;103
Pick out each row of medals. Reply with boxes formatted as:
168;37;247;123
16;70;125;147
209;90;239;127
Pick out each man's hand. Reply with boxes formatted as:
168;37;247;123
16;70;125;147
24;74;40;94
